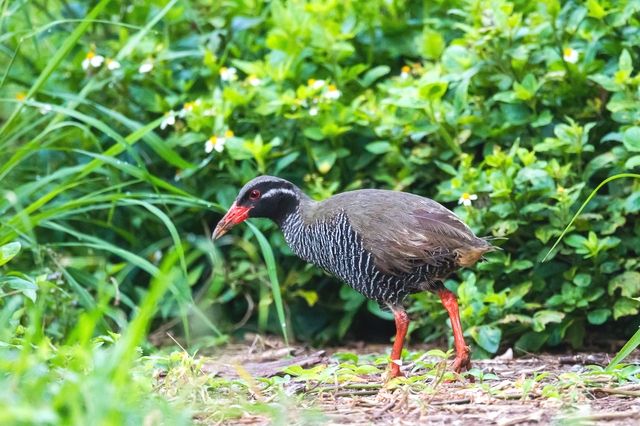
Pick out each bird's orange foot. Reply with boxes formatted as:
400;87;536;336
451;346;472;373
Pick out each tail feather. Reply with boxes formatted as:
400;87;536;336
456;238;500;267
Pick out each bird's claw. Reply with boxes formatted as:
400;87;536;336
388;362;406;379
451;346;472;373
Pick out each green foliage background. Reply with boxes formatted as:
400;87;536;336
1;0;640;421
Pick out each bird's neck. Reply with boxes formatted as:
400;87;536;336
271;189;314;227
277;194;316;236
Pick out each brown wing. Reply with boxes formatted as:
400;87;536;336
312;189;491;275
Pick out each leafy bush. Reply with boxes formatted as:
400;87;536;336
1;0;639;381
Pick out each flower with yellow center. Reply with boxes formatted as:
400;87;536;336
563;47;579;64
324;84;341;100
15;92;26;102
82;51;105;70
400;65;411;79
139;61;154;74
307;79;325;90
219;66;237;81
205;136;225;154
160;111;177;130
180;99;201;117
106;58;121;71
247;75;262;86
458;192;478;206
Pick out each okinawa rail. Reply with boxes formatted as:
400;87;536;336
213;176;494;378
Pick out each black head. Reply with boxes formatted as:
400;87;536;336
212;176;301;239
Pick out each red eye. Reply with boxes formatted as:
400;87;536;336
249;189;261;200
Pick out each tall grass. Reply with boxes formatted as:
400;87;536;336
0;1;289;422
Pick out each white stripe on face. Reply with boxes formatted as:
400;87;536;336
260;187;297;200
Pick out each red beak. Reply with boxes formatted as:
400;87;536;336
212;202;251;239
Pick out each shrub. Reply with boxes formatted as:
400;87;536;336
1;0;639;362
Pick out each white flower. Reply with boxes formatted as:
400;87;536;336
219;66;237;81
39;104;52;114
180;99;200;117
247;75;262;86
160;111;176;130
151;250;162;264
205;130;234;154
309;106;318;116
324;84;341;100
139;61;154;74
458;192;478;206
82;52;104;70
563;47;579;64
400;65;411;79
205;136;225;153
106;58;121;70
307;79;325;89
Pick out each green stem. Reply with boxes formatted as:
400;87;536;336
542;173;640;262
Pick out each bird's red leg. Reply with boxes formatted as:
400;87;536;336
438;289;471;372
389;308;409;378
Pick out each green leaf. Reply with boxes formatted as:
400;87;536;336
1;276;37;302
608;271;640;297
303;127;324;141
419;81;448;101
366;300;394;320
626;192;640;213
613;297;640;320
573;273;592;288
515;331;548;352
622;127;640;152
565;234;587;248
624;155;640;169
513;74;538;100
619;49;633;73
365;141;392;154
587;0;607;19
422;30;445;59
360;65;390;87
0;242;21;266
472;325;502;353
532;310;565;332
587;308;611;325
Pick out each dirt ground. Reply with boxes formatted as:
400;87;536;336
190;339;640;425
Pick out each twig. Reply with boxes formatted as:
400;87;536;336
593;387;640;397
334;389;380;397
429;398;471;406
557;410;640;422
372;399;397;418
498;410;544;426
314;383;382;393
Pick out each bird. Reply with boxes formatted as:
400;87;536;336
212;175;495;378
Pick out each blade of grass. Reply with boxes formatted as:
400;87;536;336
246;222;290;345
542;173;640;262
41;221;159;276
0;0;112;138
607;327;640;371
109;246;179;385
